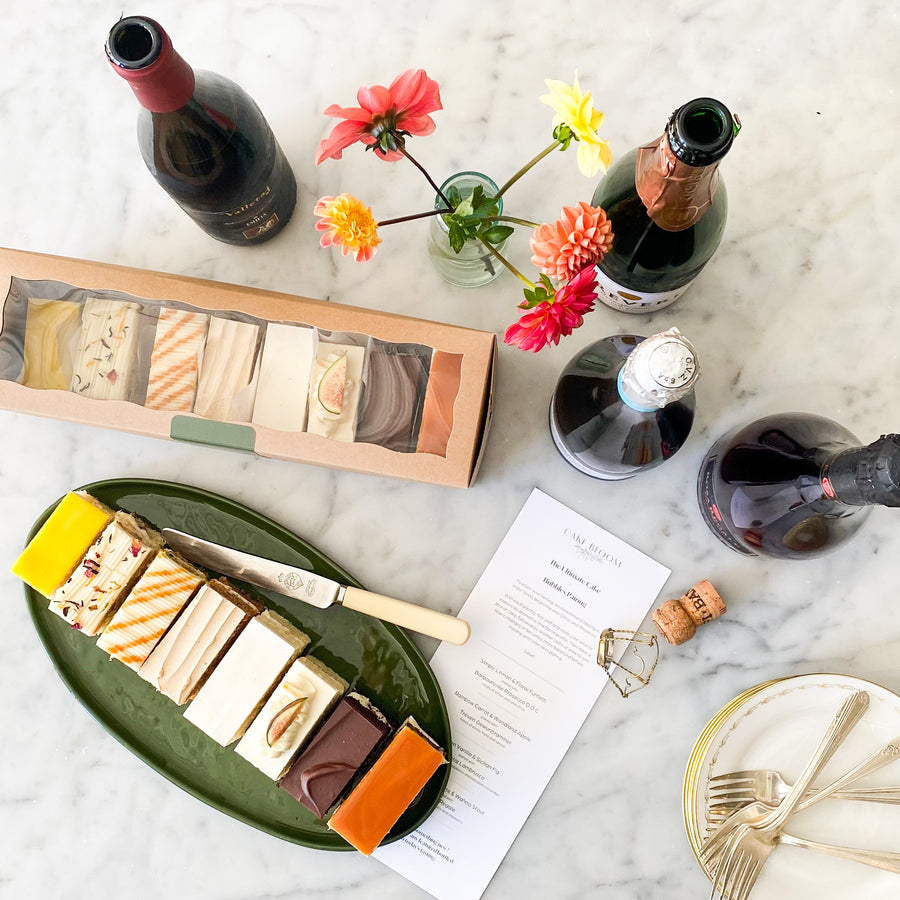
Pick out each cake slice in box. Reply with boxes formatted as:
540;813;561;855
97;549;206;670
183;610;310;746
279;692;392;818
70;297;142;401
145;308;209;411
235;655;349;779
193;317;259;421
48;511;162;635
11;492;113;598
328;717;446;855
251;322;315;432
138;579;262;704
306;343;366;441
21;299;81;390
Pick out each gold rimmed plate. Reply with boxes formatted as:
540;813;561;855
683;673;900;898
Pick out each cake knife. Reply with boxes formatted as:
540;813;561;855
161;528;470;645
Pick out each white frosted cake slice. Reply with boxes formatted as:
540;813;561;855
193;316;259;421
251;323;315;432
48;512;162;635
183;610;310;746
97;549;205;670
70;297;142;400
138;579;262;704
306;343;365;441
236;655;349;779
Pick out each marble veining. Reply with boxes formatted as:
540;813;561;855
2;1;900;898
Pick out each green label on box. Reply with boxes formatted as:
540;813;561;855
170;416;257;453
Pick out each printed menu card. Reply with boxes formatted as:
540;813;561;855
375;488;671;898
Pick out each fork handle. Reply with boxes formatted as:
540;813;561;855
797;735;900;811
829;786;900;803
779;833;900;873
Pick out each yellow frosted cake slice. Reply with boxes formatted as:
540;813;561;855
11;492;113;597
21;299;81;390
236;655;348;779
183;610;310;746
97;550;205;669
48;512;162;635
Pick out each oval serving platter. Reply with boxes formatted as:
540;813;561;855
22;477;451;851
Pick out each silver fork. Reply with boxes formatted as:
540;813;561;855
705;690;870;900
707;736;900;823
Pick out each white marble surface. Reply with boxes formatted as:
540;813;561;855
1;1;899;898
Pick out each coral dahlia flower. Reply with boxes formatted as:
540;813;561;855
504;266;598;352
314;194;381;262
531;202;614;282
315;69;442;164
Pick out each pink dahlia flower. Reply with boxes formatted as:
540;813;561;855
530;202;613;282
504;266;598;352
315;69;442;164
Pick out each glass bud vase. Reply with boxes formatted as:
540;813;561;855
427;171;508;288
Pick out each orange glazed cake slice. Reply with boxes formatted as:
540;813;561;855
328;717;446;855
145;308;209;411
48;511;162;635
11;491;112;597
97;550;205;670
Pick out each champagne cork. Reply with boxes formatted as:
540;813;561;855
652;580;726;645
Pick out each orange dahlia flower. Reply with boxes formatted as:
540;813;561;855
314;194;381;262
530;202;614;283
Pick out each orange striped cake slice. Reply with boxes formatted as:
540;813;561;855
145;308;209;411
97;549;205;669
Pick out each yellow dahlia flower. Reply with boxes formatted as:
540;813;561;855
313;194;381;262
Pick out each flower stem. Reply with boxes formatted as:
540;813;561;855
483;241;534;288
378;208;451;227
497;141;561;197
397;142;453;207
494;214;540;228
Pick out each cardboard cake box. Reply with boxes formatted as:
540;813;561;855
0;247;496;488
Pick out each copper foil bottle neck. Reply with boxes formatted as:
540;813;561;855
635;97;735;232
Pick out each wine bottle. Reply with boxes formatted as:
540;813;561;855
550;327;700;480
106;16;296;245
591;97;737;313
698;413;900;559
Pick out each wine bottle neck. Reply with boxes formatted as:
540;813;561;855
617;328;699;412
106;17;195;113
824;435;900;507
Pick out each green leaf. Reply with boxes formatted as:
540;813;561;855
448;221;467;254
481;225;514;244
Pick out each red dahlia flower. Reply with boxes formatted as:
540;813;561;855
315;69;442;164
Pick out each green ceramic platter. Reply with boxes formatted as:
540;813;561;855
23;478;451;851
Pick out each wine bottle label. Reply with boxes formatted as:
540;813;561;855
594;266;692;314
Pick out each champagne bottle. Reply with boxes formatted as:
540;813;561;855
550;328;700;479
106;16;297;245
591;97;737;313
698;413;900;559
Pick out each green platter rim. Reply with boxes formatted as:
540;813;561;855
22;477;451;851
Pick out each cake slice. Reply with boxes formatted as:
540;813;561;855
11;492;113;598
70;297;142;401
306;343;366;441
97;550;205;669
251;323;315;431
280;692;391;818
193;316;259;421
138;579;262;704
48;512;162;635
236;655;348;779
21;299;80;390
145;307;209;411
415;350;462;457
183;610;310;745
328;718;446;854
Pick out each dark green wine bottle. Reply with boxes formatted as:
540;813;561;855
591;98;737;313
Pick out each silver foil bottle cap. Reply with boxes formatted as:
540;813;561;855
619;327;700;411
